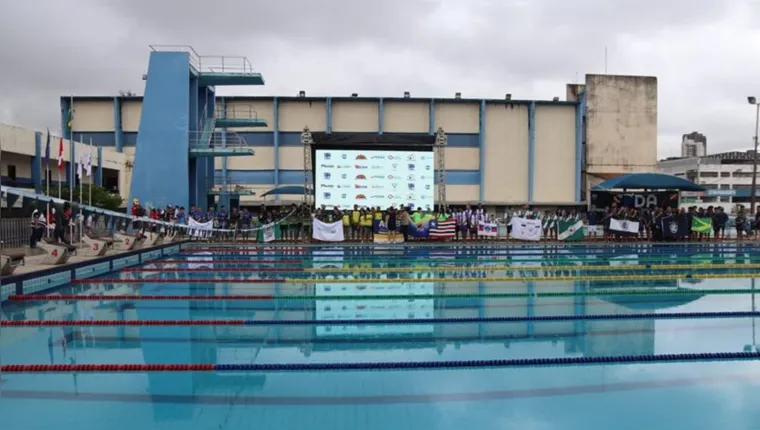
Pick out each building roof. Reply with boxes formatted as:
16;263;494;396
593;173;705;191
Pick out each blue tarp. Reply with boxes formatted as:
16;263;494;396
593;173;705;192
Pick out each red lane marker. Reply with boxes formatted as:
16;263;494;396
0;364;215;372
70;278;286;284
1;320;248;327
9;294;275;301
181;249;306;254
153;259;302;264
121;267;305;273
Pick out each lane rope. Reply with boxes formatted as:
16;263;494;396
5;311;760;326
122;263;760;273
4;351;760;373
70;272;760;284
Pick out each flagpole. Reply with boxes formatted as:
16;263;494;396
88;138;93;206
68;96;74;205
45;130;51;237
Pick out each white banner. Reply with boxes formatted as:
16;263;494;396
262;222;276;243
188;217;213;238
510;217;542;241
609;218;640;235
312;219;345;242
477;222;498;237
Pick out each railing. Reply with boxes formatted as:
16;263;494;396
149;45;257;75
188;130;249;150
216;103;260;121
211;176;255;194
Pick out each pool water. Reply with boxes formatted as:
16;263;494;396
3;243;760;430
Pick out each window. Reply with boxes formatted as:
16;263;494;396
720;184;732;190
7;165;16;180
734;172;756;178
700;171;719;178
720;172;731;177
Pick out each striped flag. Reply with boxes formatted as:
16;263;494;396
428;219;456;239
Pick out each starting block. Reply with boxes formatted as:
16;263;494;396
81;236;108;257
39;239;75;265
142;232;162;247
0;251;25;276
113;233;138;252
1;255;16;276
165;231;178;242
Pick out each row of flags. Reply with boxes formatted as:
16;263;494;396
43;129;93;177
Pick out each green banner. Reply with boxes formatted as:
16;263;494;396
257;222;282;243
691;217;712;233
558;220;585;241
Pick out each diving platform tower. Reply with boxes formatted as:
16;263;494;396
128;45;267;211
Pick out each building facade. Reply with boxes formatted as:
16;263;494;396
52;47;658;210
0;122;129;202
658;150;759;205
680;131;707;158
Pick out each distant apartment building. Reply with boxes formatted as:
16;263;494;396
658;150;758;205
681;131;707;158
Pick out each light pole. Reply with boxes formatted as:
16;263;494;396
749;96;760;213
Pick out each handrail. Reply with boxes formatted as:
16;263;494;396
189;130;249;150
147;45;256;75
217;103;260;121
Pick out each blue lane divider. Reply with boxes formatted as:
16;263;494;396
240;311;760;326
214;351;760;371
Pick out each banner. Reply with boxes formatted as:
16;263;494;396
691;217;713;234
558;219;585;241
661;215;689;238
312;219;345;242
258;222;280;243
609;218;639;236
477;222;498;237
510;217;542;241
188;217;213;238
429;219;456;240
591;191;679;209
373;220;404;244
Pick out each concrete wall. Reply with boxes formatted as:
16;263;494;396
72;100;113;132
483;104;529;203
534;105;576;203
585;74;658;175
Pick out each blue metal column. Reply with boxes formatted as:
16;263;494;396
378;98;384;134
273;97;280;187
326;98;333;134
528;101;536;203
575;93;587;202
428;99;435;134
220;97;229;209
526;280;535;336
479;100;486;201
96;147;103;186
33;132;42;193
113;97;124;153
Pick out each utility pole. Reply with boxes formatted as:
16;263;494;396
749;97;760;213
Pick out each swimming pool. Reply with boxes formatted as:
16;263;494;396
3;243;760;430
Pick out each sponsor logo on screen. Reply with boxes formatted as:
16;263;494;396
341;193;347;198
355;165;368;169
320;164;334;168
341;153;348;159
338;185;351;189
425;165;431;170
356;194;367;199
323;192;331;199
407;174;415;181
356;154;367;160
371;155;384;160
323;172;331;180
355;185;367;189
408;163;415;171
407;195;415;200
408;183;415;190
341;173;347;179
371;165;383;169
387;194;394;199
391;183;398;188
371;195;384;199
355;174;367;180
420;175;429;180
421;154;432;160
407;154;416;161
425;184;431;190
391;163;398;170
388;175;395;179
371;175;385;179
388;155;395;160
372;185;383;189
323;153;332;160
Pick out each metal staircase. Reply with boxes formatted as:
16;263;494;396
189;128;254;157
215;104;267;128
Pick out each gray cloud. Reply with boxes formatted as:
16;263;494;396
0;0;758;157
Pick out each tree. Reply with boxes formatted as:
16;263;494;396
44;184;124;211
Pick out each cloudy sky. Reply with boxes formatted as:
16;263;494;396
0;0;758;157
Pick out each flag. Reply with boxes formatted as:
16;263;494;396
85;147;92;177
428;218;456;239
691;217;712;234
44;130;50;167
477;222;498;237
558;219;585;241
76;151;83;178
609;218;639;236
258;222;281;243
66;105;74;129
510;217;542;241
661;215;689;238
57;137;64;170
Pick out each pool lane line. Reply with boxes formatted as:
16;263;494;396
6;311;760;327
10;289;754;301
68;272;760;284
170;250;760;258
67;321;749;347
4;351;760;373
120;263;760;274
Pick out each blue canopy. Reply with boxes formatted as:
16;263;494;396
593;173;705;192
260;185;313;197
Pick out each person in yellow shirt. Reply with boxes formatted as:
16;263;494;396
342;211;351;240
360;209;373;242
351;204;361;241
